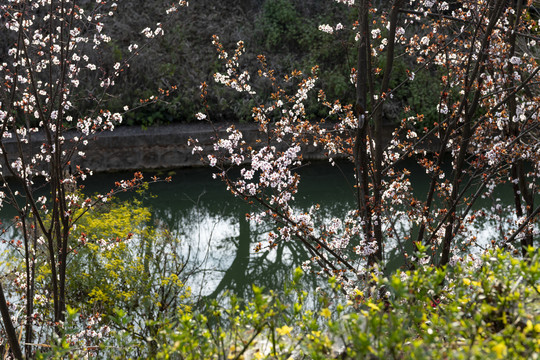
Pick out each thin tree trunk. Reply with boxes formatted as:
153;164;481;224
440;0;506;266
355;0;375;264
0;282;23;360
506;0;535;253
371;0;404;263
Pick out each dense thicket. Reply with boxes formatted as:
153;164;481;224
88;0;540;127
3;0;535;127
108;0;356;126
0;0;423;126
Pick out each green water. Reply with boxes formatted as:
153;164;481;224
80;159;521;299
0;160;526;301
84;162;359;300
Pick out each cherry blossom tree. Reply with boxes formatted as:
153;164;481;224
194;0;539;298
0;1;184;357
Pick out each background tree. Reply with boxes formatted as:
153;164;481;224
0;1;183;358
194;0;539;296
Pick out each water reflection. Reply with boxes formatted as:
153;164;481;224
0;161;534;302
147;183;319;301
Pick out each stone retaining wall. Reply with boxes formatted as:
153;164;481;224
75;123;337;172
0;123;336;175
1;123;439;174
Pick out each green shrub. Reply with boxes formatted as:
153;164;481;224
23;194;539;359
65;192;190;357
256;0;305;53
136;248;540;359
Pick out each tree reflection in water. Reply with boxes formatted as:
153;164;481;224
1;161;527;304
144;160;533;302
151;190;319;303
141;163;359;302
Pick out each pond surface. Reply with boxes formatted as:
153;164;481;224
0;159;523;302
84;162;360;301
79;159;521;300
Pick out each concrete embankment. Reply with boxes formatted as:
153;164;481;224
1;123;334;174
72;122;336;172
1;123;438;174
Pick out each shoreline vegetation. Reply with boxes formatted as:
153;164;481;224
0;0;538;358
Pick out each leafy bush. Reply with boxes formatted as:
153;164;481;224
56;191;190;358
35;247;539;359
256;0;306;53
153;247;540;359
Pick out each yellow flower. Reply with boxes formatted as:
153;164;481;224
525;320;533;333
276;325;293;337
462;278;471;286
492;342;507;359
320;308;331;318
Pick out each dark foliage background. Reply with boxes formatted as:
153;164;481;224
2;0;536;127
